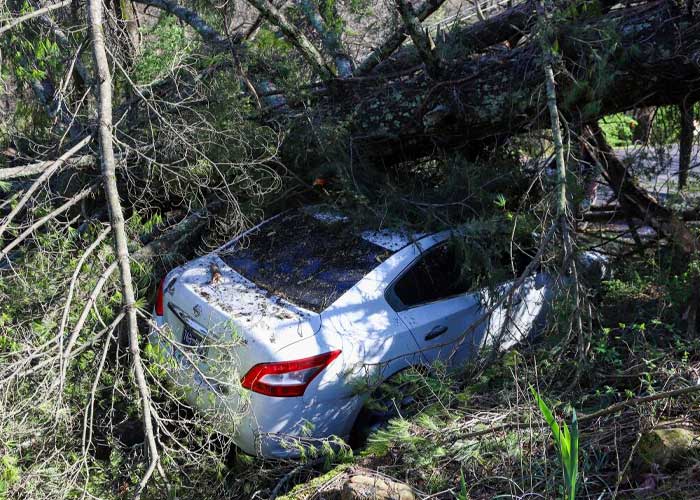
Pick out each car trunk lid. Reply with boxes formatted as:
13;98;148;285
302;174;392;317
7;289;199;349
161;254;322;382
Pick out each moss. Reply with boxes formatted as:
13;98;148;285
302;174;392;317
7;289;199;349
277;463;352;500
637;428;699;471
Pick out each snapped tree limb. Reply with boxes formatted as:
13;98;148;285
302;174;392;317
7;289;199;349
244;0;336;78
298;0;353;77
0;154;94;181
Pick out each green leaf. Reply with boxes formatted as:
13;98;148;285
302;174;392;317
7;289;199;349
530;386;561;446
530;386;579;500
458;468;468;500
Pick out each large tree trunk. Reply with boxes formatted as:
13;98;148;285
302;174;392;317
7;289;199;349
294;1;700;167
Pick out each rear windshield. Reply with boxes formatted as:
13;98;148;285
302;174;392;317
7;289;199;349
219;210;393;312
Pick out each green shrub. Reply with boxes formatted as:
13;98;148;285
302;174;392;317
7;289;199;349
599;114;637;147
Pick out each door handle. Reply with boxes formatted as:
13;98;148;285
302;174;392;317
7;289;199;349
425;325;448;341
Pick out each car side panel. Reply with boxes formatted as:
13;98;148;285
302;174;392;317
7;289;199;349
386;233;552;368
397;292;489;366
302;241;428;401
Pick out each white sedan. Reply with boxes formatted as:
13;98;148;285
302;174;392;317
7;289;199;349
150;206;550;458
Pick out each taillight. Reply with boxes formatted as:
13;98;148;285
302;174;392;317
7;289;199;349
155;277;165;316
241;350;342;397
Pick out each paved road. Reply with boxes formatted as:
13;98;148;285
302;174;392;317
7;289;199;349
584;145;700;210
615;144;700;194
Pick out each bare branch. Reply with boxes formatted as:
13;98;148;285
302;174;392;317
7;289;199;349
0;160;56;181
0;0;71;35
0;135;92;241
395;0;441;78
0;154;94;181
472;0;486;21
57;225;112;388
356;0;446;76
243;0;291;41
132;0;235;50
0;182;98;263
298;0;353;77
244;0;336;78
88;0;160;494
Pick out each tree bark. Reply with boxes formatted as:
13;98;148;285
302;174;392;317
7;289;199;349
679;99;695;190
125;0;700;171
309;1;700;167
87;0;160;494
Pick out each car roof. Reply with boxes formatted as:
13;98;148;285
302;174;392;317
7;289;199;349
301;205;427;252
216;206;432;312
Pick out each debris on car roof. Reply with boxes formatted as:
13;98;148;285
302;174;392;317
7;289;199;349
361;228;427;251
301;205;426;251
219;207;405;312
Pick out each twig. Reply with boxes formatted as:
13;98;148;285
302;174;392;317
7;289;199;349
0;0;71;35
57;226;112;393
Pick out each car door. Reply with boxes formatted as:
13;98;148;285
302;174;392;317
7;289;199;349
385;242;491;367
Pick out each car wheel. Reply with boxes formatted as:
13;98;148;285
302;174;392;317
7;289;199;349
349;369;424;449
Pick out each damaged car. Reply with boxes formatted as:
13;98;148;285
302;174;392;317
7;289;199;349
150;206;552;457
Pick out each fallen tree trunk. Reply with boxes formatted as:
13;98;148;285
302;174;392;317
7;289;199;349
581;123;699;255
298;1;700;167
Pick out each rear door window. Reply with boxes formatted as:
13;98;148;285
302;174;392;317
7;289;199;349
390;243;472;310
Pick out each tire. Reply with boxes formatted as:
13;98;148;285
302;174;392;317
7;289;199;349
349;369;422;449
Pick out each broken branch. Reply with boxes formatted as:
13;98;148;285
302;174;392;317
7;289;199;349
0;0;71;35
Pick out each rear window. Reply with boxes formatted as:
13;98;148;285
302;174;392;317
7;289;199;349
219;210;392;312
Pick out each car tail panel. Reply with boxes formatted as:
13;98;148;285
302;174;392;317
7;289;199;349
156;254;322;387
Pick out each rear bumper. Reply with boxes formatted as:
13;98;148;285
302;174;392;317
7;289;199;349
148;316;361;458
